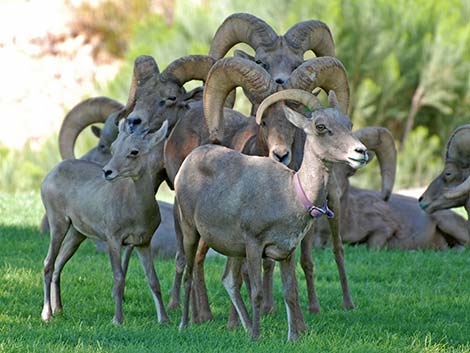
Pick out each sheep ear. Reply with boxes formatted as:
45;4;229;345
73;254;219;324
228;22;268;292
118;119;127;134
328;90;340;110
234;49;254;61
146;120;168;147
91;126;101;138
283;106;308;131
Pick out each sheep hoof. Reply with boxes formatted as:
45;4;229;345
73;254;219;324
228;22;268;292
308;305;321;314
112;316;124;325
343;301;355;310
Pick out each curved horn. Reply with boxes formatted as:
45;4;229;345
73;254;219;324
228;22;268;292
353;127;397;201
59;97;124;159
287;56;350;114
284;20;335;57
116;55;160;123
444;175;470;199
160;55;216;85
445;124;470;165
255;89;322;125
204;57;277;143
209;13;278;59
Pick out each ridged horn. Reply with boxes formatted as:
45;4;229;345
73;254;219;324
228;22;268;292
445;125;470;165
209;13;278;59
59;97;124;159
444;175;470;199
160;55;215;85
116;55;160;122
284;20;336;57
255;89;322;125
353;127;397;201
204;57;277;143
287;56;350;114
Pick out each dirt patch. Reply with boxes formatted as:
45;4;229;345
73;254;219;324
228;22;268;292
0;0;120;149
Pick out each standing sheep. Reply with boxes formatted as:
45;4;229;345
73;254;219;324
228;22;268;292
175;89;367;340
40;121;169;325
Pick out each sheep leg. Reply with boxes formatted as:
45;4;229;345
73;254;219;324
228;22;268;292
135;245;170;324
121;245;134;278
41;216;70;322
280;254;307;341
300;229;321;313
179;223;200;330
261;258;276;314
192;239;213;323
367;230;389;249
433;211;469;245
51;227;86;314
222;257;252;332
246;241;263;340
169;200;185;310
327;190;355;310
227;261;250;329
107;239;125;324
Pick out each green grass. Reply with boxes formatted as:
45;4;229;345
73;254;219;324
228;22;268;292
0;193;469;353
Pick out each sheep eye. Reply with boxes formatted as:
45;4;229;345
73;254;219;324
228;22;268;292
130;150;139;156
255;60;263;65
316;124;326;132
158;99;165;107
168;96;176;101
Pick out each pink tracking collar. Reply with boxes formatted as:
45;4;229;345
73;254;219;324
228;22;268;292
294;172;334;219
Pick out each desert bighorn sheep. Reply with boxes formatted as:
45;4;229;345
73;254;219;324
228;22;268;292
41;121;170;325
420;125;470;218
310;126;468;252
164;55;352;322
175;89;367;340
210;13;335;86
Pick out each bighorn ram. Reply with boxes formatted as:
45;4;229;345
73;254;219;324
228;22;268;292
420;125;470;218
209;13;335;86
175;89;367;340
164;56;353;321
39;97;125;234
310;127;468;252
41;121;170;325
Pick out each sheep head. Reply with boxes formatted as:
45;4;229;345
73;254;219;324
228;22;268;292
419;125;470;213
123;55;218;134
209;13;335;85
58;97;124;162
103;120;168;181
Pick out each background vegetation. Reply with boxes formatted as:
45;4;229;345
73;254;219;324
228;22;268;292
1;0;469;193
1;193;469;353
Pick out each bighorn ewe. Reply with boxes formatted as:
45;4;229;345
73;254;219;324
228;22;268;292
420;125;470;218
209;13;335;86
175;89;367;340
164;56;353;321
40;121;170;325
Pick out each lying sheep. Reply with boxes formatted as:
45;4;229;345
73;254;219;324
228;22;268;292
175;89;367;340
40;121;169;325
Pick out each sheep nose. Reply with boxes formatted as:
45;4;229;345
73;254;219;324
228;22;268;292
275;78;285;84
272;149;290;165
418;196;423;202
103;169;113;179
127;117;142;132
355;147;367;156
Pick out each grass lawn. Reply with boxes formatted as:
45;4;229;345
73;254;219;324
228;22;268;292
0;192;469;353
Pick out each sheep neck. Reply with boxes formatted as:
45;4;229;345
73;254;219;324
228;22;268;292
295;138;329;208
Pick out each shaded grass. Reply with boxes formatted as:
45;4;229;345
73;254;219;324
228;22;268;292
0;193;469;353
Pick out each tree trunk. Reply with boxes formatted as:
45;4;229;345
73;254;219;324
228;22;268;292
400;86;424;151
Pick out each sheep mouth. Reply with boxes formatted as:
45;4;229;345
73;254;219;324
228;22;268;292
348;157;368;165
